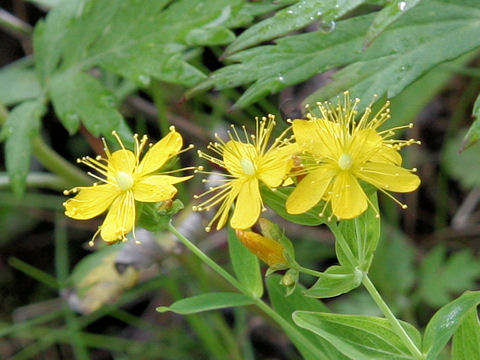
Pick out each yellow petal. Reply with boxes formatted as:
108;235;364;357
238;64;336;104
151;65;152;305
259;144;298;187
331;172;368;219
215;180;242;230
348;129;382;165
133;175;192;202
136;129;183;176
223;141;256;177
230;178;261;229
292;119;323;155
100;192;136;244
371;145;402;166
107;150;136;179
286;166;335;214
64;184;119;220
357;162;420;192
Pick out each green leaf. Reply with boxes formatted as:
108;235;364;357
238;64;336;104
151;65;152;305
452;308;480;360
418;245;480;308
443;130;480;188
363;0;421;48
49;71;124;136
156;292;254;315
1;100;46;197
306;0;480;109
334;192;380;270
266;275;349;360
304;265;363;298
225;0;365;55
262;187;326;226
293;311;421;360
227;227;263;298
461;92;480;150
0;59;41;106
423;291;480;360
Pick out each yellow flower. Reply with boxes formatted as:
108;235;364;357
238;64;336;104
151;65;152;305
286;92;420;220
194;115;297;231
64;127;192;245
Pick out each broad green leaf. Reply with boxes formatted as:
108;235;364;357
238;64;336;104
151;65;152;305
0;59;41;106
225;0;365;55
423;291;480;360
262;187;326;226
304;265;363;298
1;100;46;197
461;92;480;150
49;71;123;136
333;192;380;270
363;0;421;48
156;292;254;315
266;275;349;360
418;245;480;307
443;130;480;188
293;311;421;360
227;227;263;298
452;308;480;360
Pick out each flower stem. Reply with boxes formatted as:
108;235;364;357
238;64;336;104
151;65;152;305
362;275;424;360
167;222;330;359
32;136;90;187
297;265;324;278
327;221;358;267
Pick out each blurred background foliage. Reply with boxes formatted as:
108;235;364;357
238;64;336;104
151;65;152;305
0;0;479;358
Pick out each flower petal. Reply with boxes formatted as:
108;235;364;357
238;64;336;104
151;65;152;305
349;129;383;165
107;150;136;179
215;180;242;230
230;178;261;229
371;145;402;166
100;192;135;244
133;175;192;202
286;166;335;214
136;129;183;176
357;162;420;192
259;143;298;187
223;141;256;177
331;172;368;219
292;119;323;155
64;184;119;220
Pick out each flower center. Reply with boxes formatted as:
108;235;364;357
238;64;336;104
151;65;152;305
240;157;256;176
338;153;353;170
116;171;134;190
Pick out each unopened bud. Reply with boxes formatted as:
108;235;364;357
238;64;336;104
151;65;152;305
235;229;288;267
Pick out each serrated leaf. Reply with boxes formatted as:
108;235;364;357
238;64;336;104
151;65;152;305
461;92;480;150
293;311;421;360
333;192;380;270
1;100;46;197
266;275;349;360
452;308;480;360
304;265;363;298
225;0;365;55
0;59;41;106
49;71;124;136
418;245;480;307
363;0;421;48
423;291;480;360
262;187;326;226
227;227;263;298
156;292;254;315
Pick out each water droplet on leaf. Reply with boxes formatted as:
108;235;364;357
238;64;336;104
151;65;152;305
137;74;151;86
398;1;407;11
319;20;336;33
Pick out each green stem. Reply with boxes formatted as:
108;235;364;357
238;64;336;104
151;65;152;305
362;275;424;360
32;136;90;187
298;265;324;278
167;222;328;359
327;221;358;266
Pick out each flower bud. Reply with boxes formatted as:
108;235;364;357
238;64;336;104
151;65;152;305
235;229;288;267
